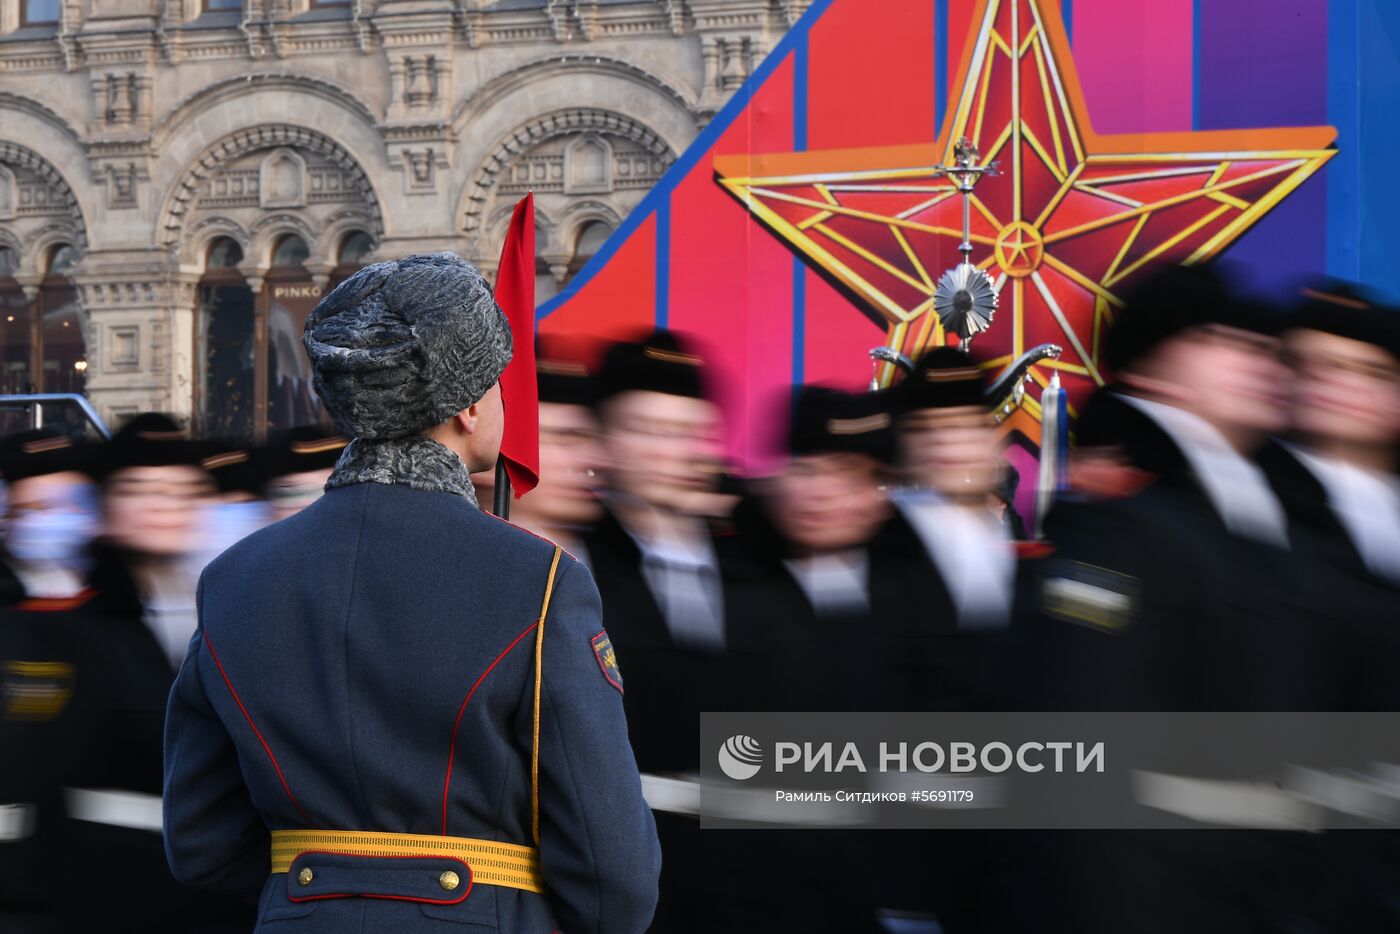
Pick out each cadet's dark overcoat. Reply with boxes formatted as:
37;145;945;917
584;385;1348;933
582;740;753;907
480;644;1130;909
0;545;253;933
1014;389;1385;934
163;480;660;934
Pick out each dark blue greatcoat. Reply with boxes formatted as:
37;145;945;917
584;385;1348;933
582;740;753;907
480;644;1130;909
163;480;660;933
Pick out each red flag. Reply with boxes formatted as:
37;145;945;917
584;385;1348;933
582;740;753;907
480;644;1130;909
494;193;539;497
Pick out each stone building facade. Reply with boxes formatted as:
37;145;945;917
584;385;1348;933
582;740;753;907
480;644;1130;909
0;0;802;437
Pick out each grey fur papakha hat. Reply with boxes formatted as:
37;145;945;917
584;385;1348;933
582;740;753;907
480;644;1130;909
302;252;512;439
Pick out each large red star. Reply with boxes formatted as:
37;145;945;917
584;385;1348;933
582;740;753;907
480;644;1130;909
715;0;1335;439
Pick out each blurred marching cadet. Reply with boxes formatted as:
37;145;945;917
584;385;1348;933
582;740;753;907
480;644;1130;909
195;439;273;568
716;386;896;934
584;329;731;761
0;428;99;931
507;356;605;562
0;415;251;933
94;414;218;669
0;429;100;601
889;348;1017;634
877;348;1019;730
730;385;898;710
1016;266;1381;934
1259;284;1400;929
1259;284;1400;697
1026;266;1332;711
163;253;659;933
1265;282;1400;627
259;426;348;523
581;329;737;933
877;355;1024;934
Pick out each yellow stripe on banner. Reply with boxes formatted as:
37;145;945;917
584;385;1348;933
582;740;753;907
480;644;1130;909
269;830;544;893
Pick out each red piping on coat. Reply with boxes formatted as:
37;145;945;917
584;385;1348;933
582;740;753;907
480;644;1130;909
204;633;311;824
440;620;540;835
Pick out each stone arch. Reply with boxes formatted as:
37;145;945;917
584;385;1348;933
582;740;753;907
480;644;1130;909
452;55;697;132
0;140;88;264
249;212;318;267
460;109;674;251
0;226;22;258
159;125;384;254
317;209;380;266
186;215;253;274
0;92;84;152
26;225;83;274
485;202;557;257
558;200;624;251
150;73;379;151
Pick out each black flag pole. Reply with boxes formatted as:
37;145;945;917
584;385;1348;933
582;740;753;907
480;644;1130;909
493;457;511;519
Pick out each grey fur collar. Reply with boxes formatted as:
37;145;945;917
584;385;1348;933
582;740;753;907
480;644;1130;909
326;436;478;507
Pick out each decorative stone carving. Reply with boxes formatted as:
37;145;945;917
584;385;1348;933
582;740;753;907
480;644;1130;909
387;143;450;194
89;73;155;132
564;135;611;193
461;109;674;248
387;55;451;122
0;145;85;248
259;149;306;209
162;126;382;251
719;36;750;90
546;0;571;42
109;74;135;124
107;324;141;370
663;0;688;36
105;162;140;208
404;56;437;108
408;149;432;184
575;0;600;41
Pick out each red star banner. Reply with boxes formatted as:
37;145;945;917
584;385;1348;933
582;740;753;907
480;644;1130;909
715;0;1334;440
538;0;1350;479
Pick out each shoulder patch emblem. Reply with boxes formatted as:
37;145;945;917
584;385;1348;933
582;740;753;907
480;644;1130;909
590;631;623;694
1041;561;1140;633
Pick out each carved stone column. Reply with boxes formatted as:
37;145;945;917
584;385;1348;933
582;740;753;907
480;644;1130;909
71;257;200;430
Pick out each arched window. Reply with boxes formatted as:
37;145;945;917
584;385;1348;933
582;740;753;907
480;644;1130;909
271;234;309;268
46;243;78;276
197;238;255;439
0;241;85;433
265;234;321;436
195;231;329;440
329;231;373;293
533;223;558;304
40;244;83;395
338;231;373;265
567;221;612;282
0;246;25;397
206;236;243;270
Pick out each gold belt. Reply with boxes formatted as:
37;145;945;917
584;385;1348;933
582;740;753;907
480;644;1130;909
270;829;544;894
